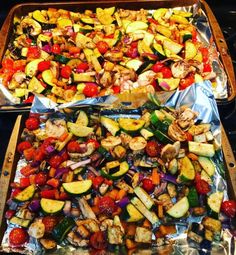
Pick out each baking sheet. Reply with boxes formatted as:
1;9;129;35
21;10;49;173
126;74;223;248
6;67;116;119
0;1;230;111
1;81;235;254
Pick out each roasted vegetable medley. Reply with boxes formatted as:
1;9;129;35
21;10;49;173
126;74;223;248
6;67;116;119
3;101;234;254
0;6;217;103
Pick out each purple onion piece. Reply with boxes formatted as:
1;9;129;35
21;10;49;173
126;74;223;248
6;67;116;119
116;197;130;208
139;173;144;182
30;160;41;167
161;174;177;184
58;148;66;156
42;44;51;53
45;145;55;154
28;199;41;212
55;167;69;178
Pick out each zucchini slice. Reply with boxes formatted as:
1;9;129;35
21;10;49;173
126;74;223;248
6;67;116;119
75;110;89;126
178;156;195;181
188;141;215;157
41;198;65;214
25;59;43;78
14;185;36;202
54;54;70;64
152;43;166;59
163;39;183;55
67;122;93;137
207;192;223;216
28;76;46;93
153;8;168;20
101;136;121;150
185;41;197;60
52;217;75;243
42;69;56;86
118;118;145;133
72;72;95;82
131;197;159;225
10;216;31;227
198;156;215;177
101;116;120;136
126;204;144;222
96;7;114;25
126;59;143;71
126;21;148;33
140;128;154;140
170;14;189;24
62;180;92;195
32;10;47;23
157;78;180;91
134;187;155;209
101;161;129;180
167;196;189;218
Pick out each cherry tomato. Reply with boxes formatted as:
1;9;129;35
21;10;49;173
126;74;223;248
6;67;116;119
5;209;15;219
203;63;212;73
87;138;100;149
185;131;193;141
92;176;104;189
42;216;59;233
67;140;81;153
90;231;107;250
19;177;30;188
111;85;120;94
221;200;236;218
17;141;32;154
142;178;155;193
23;95;35;104
2;58;14;69
125;46;138;58
9;228;29;246
145;141;161;157
96;41;109;54
98;196;117;216
27;46;40;59
130;41;138;48
60;65;72;79
83;83;99;97
179;73;195;90
25;117;40;131
11;188;21;198
161;66;172;78
152;62;164;73
38;60;51;72
49;155;63;168
51;44;61;54
35;172;47;186
77;62;89;73
195;179;210;194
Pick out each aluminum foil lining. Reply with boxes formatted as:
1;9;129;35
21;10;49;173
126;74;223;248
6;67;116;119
1;81;235;254
0;2;229;108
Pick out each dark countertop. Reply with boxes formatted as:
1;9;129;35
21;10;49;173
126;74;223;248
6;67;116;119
0;0;236;171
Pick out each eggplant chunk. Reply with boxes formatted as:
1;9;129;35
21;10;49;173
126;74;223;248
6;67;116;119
135;227;152;243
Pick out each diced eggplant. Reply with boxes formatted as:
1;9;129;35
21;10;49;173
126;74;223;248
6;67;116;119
135;227;152;243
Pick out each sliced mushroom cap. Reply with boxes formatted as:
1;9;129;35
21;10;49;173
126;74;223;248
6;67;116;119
20;18;42;36
168;122;187;141
161;141;180;161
